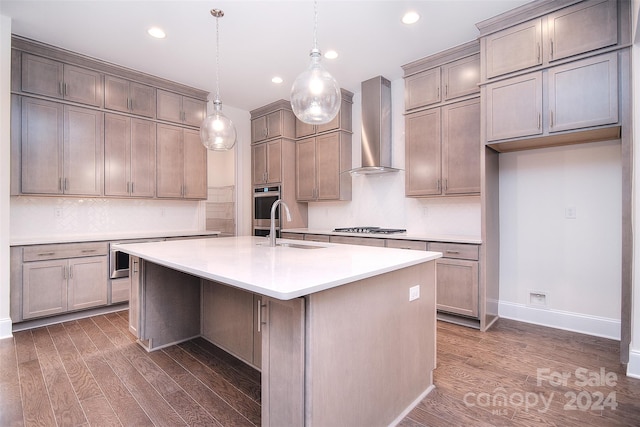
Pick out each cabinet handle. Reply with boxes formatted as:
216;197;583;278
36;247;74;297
69;265;73;279
64;83;68;97
257;299;266;332
550;39;554;59
38;252;55;257
81;249;96;253
64;178;69;191
436;179;441;191
264;128;268;138
131;182;134;194
537;113;541;130
132;259;138;274
58;82;64;96
58;177;63;191
437;86;440;100
446;250;460;254
550;110;554;128
63;266;67;279
444;84;448;98
443;179;448;192
537;43;541;63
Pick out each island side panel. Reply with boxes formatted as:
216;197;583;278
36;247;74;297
139;260;201;351
305;261;436;426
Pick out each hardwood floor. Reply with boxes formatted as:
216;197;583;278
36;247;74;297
0;311;639;426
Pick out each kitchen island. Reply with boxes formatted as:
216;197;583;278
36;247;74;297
115;235;441;426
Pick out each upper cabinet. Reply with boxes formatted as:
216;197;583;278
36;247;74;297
294;90;354;138
104;75;155;118
21;53;103;107
403;42;480;112
157;89;205;127
250;100;296;144
482;0;619;80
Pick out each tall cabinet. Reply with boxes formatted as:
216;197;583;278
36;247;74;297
476;0;632;350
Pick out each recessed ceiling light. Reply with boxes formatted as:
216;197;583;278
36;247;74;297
147;27;166;39
324;50;338;60
402;11;420;25
272;76;283;84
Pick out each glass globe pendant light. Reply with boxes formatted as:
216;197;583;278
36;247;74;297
200;9;237;151
290;0;341;125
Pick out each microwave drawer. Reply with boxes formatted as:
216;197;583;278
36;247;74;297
428;242;479;261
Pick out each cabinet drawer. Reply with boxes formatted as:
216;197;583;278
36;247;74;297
23;242;108;261
428;242;478;260
385;239;427;251
281;232;304;241
304;234;331;243
110;278;130;304
330;236;386;247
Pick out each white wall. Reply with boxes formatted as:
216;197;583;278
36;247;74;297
307;78;482;238
498;141;622;338
0;15;12;338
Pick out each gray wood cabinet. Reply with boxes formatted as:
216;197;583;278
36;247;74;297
156;124;207;199
294;90;354;137
251;107;296;144
16;242;109;321
483;0;618;79
156;89;205;127
404;52;480;111
104;75;155;118
20;97;103;196
201;281;262;369
104;114;156;197
405;99;480;197
295;131;352;201
486;52;618;143
21;52;103;107
252;139;282;185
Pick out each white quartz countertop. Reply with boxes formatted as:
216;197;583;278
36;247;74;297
283;228;482;245
114;235;442;300
10;230;221;246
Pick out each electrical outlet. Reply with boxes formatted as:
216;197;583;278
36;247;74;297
529;291;548;307
565;206;577;219
54;207;62;218
409;285;420;301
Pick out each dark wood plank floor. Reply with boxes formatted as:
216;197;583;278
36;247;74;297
1;311;639;426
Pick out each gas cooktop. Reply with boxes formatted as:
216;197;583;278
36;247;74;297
333;227;407;234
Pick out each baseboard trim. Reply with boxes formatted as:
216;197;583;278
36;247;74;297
498;301;620;340
627;347;640;379
0;317;12;339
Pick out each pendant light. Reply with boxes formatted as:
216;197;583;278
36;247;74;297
290;0;341;125
200;9;237;151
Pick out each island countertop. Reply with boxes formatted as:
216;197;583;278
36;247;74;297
114;235;441;300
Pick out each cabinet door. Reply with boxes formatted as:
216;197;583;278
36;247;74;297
182;96;205;127
129;256;140;337
295;137;317;201
63;105;104;196
485;72;542;141
104;75;130;114
266;139;282;184
436;258;479;318
315;132;341;200
129;118;156;197
261;297;305;427
405;108;441;196
183;128;207;199
63;64;103;107
442;54;480;101
156;123;184;198
442;99;480;195
251;115;268;143
129;82;156;118
21;97;64;194
547;0;617;62
485;18;542;78
68;256;108;311
104;113;132;197
295;118;315;138
404;67;441;110
265;110;282;140
201;281;255;365
156;90;183;123
548;53;618;133
22;260;67;319
252;143;267;185
21;53;64;99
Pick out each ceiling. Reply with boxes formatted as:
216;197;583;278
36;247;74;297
1;0;531;112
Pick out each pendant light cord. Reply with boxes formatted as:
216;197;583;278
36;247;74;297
215;13;221;102
313;0;318;50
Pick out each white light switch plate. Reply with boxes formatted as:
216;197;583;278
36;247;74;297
409;285;420;301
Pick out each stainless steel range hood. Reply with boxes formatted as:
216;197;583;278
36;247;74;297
349;76;400;175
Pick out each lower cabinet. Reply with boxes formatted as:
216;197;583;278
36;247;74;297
12;242;109;321
201;280;263;369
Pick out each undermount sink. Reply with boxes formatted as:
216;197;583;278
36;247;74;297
257;242;326;249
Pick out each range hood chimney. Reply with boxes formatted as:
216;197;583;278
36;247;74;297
350;75;400;175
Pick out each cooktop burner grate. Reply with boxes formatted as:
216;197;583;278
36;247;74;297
333;227;406;234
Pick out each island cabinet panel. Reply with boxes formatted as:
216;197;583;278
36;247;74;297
305;262;435;426
156;89;205;127
104;114;156;198
485;18;542;79
485;72;543;142
547;0;618;63
261;297;305;427
104;75;155;118
21;53;104;107
547;52;618;133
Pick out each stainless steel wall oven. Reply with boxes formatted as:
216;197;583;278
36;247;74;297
253;185;281;237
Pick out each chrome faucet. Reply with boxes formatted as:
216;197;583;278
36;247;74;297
269;199;292;247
